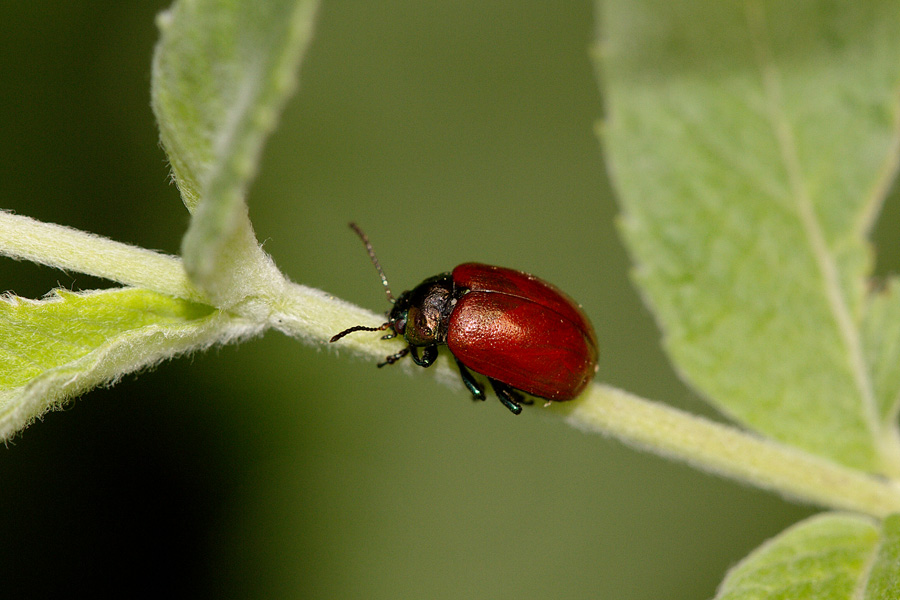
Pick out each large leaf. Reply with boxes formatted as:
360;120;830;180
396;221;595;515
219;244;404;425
0;288;256;440
151;0;319;297
597;1;900;471
715;512;900;600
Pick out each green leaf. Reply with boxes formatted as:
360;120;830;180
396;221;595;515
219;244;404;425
0;288;255;440
151;0;319;297
863;278;900;425
865;514;900;600
714;513;880;600
597;1;900;471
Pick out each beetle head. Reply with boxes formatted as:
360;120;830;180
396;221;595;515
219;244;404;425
329;223;455;371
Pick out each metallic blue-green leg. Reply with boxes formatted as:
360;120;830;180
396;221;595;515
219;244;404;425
489;379;527;415
454;358;486;401
410;345;438;367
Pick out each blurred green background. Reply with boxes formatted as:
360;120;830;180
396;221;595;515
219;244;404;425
3;1;897;598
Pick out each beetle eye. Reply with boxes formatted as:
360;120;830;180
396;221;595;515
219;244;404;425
392;312;407;335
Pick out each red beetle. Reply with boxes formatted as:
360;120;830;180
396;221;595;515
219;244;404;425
331;224;598;414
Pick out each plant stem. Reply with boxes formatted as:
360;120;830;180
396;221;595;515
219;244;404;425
560;384;900;518
6;211;898;517
0;211;202;301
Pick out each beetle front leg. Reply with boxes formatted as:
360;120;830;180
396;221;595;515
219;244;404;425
410;345;438;367
454;358;486;402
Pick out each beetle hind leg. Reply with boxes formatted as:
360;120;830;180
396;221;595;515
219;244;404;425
453;359;533;415
489;379;532;415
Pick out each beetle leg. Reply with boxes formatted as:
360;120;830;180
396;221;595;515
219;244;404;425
454;358;486;402
489;379;531;415
377;347;409;367
410;345;438;367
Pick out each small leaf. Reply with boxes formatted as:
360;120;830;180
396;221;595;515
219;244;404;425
597;1;900;471
0;288;257;440
151;0;319;295
715;513;879;600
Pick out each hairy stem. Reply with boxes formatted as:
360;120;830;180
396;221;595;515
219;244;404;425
5;211;898;516
560;384;900;518
0;211;202;301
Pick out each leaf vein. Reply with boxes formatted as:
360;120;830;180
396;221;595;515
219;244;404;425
745;1;881;455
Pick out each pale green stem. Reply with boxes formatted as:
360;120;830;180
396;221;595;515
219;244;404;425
0;211;203;302
556;385;900;518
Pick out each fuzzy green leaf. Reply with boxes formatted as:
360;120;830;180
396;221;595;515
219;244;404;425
715;513;881;600
151;0;318;296
597;1;900;471
865;514;900;600
0;288;256;440
863;278;900;425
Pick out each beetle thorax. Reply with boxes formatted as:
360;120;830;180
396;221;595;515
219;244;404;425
390;273;455;347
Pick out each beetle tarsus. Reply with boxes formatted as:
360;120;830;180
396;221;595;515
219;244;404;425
489;379;525;415
378;347;410;367
410;345;438;367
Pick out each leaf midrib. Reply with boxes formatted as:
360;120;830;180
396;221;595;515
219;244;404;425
745;1;881;458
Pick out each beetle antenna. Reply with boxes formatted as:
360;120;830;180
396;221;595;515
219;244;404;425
329;323;391;343
348;222;395;303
